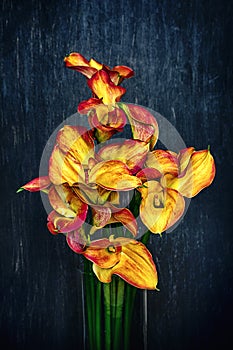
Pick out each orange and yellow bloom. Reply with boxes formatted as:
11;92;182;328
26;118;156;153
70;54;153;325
18;53;216;290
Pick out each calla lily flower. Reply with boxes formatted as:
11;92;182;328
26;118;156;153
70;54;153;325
138;180;185;234
64;52;134;85
137;147;215;234
162;148;216;198
67;233;158;290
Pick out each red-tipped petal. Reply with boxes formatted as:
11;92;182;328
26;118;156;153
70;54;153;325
119;104;159;150
97;139;149;174
78;97;103;114
18;176;51;192
88;70;126;104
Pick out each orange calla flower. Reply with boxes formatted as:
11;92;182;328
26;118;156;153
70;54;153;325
64;52;134;86
138;180;185;234
66;233;158;290
163;148;216;198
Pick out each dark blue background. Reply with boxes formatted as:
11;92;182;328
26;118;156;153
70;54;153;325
1;0;232;349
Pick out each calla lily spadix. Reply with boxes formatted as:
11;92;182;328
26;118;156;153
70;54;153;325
18;52;216;290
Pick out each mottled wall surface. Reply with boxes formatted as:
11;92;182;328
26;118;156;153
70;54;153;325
1;0;232;349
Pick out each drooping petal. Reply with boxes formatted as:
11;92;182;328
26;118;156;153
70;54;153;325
64;53;98;78
97;139;149;173
66;227;87;253
93;240;158;290
56;125;95;166
47;185;88;233
47;211;60;235
178;147;195;174
78;97;103;114
53;205;87;233
49;145;85;186
138;181;185;234
88;160;142;191
17;176;51;192
164;149;216;198
145;150;179;177
119;103;159;150
88;70;126;105
108;65;134;85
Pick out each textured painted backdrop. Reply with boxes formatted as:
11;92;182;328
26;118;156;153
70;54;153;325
1;0;232;349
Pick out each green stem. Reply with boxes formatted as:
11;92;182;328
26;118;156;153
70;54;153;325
84;259;94;350
111;276;117;334
113;277;125;350
95;280;102;350
103;283;111;350
123;283;137;350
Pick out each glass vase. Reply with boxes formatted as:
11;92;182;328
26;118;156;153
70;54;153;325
78;258;147;350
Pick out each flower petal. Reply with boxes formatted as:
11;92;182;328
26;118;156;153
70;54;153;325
56;125;95;166
66;228;87;253
97;139;149;173
90;205;112;234
138;181;185;234
109;65;134;85
64;53;97;78
78;97;103;114
93;240;158;289
84;239;122;268
119;103;159;150
136;168;162;182
49;145;85;186
53;204;87;233
72;183;118;205
178;147;195;174
164;149;216;198
48;186;76;217
111;208;138;237
145;150;179;176
17;176;50;192
88;160;142;191
88;104;127;142
88;70;126;105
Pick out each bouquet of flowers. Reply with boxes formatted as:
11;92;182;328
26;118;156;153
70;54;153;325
18;53;216;350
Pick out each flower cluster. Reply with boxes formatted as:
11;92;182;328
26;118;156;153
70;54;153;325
18;53;216;290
